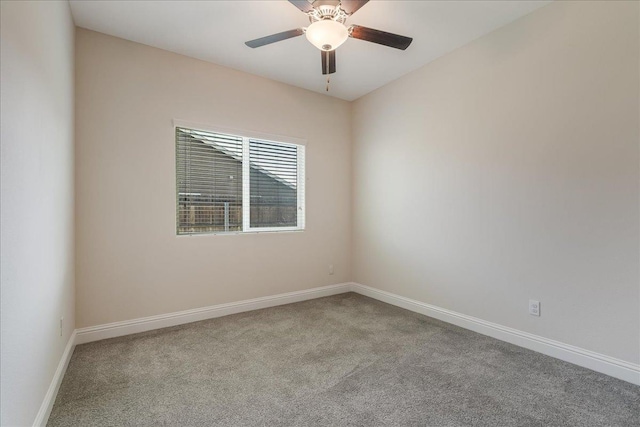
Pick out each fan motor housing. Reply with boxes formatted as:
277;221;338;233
308;1;348;24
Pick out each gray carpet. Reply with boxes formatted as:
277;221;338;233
48;293;639;426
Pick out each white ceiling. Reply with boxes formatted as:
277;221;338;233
69;0;550;101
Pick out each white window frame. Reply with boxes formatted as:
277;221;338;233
174;119;306;235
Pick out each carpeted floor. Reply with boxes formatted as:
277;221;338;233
48;293;639;426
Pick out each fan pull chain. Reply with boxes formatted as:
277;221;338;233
325;50;330;92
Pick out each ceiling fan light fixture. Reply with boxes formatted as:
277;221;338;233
305;19;348;51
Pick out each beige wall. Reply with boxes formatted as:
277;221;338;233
0;1;76;425
352;1;639;364
75;29;352;328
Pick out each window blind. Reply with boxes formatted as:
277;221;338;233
176;125;305;235
248;139;300;229
176;127;243;234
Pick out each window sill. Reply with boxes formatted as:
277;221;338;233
176;228;305;237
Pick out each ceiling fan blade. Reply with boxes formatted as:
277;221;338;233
321;50;336;75
349;25;413;50
288;0;314;13
245;29;305;48
340;0;369;15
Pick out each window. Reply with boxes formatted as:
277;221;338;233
176;126;305;235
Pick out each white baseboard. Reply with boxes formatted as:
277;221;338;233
33;330;76;427
75;283;352;345
73;282;640;385
39;281;638;426
350;283;640;386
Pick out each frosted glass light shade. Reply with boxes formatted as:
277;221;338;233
305;20;348;51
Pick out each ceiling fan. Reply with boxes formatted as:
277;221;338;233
245;0;413;82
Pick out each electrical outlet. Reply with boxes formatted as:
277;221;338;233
60;316;64;336
328;264;334;275
529;300;540;317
